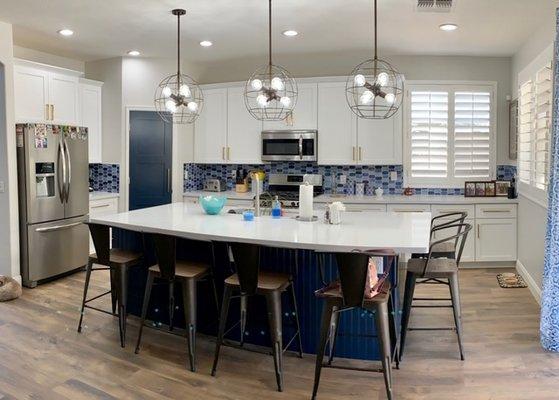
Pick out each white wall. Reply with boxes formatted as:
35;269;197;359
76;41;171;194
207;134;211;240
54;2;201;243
0;21;20;281
513;10;556;302
13;46;85;72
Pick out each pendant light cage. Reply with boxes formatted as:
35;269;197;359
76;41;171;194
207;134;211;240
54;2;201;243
155;73;204;124
345;59;403;119
244;64;298;121
154;9;203;124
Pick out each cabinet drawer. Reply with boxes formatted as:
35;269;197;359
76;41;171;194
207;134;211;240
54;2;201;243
89;198;118;216
475;204;517;219
431;204;474;219
387;204;431;213
345;204;387;212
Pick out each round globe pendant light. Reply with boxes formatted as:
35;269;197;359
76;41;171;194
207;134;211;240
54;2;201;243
154;9;203;124
244;0;297;121
346;0;403;119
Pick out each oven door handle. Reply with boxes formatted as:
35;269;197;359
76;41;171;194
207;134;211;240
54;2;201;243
298;135;303;160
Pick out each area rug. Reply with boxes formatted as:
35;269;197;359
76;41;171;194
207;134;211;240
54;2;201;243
496;272;528;288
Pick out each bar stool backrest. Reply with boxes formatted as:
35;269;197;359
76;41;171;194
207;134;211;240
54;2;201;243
334;252;370;308
229;242;260;296
87;222;110;265
424;223;472;275
152;234;176;281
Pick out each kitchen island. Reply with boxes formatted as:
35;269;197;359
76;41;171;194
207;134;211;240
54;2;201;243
90;202;431;360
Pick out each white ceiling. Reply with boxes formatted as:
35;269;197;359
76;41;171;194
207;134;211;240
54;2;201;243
1;0;556;64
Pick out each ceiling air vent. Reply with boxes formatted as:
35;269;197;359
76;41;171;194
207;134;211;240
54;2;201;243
416;0;453;12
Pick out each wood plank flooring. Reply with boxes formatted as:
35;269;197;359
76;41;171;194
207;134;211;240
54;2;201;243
0;268;557;400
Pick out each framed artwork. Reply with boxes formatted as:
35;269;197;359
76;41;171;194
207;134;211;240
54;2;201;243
485;181;496;197
475;182;486;196
509;99;518;160
465;182;476;197
465;181;497;197
495;180;511;196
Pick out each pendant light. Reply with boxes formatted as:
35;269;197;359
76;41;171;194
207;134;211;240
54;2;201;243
244;0;297;121
346;0;403;119
154;9;203;124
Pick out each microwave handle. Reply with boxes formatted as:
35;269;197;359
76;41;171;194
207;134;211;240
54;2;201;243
298;135;303;160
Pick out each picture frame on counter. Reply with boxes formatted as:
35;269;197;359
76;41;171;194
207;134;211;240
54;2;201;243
495;180;511;197
465;181;496;197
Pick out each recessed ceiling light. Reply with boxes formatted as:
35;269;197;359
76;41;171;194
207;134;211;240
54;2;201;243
127;50;141;56
199;40;213;47
57;29;74;37
282;30;298;37
439;23;458;32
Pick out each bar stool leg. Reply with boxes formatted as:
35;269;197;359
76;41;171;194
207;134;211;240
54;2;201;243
182;278;197;372
168;280;175;331
135;272;155;354
239;295;248;347
77;260;93;333
375;301;394;400
449;272;465;360
312;299;334;400
399;271;417;360
211;284;233;377
110;268;118;315
327;306;340;365
289;283;304;358
118;265;128;347
266;290;283;392
388;294;400;369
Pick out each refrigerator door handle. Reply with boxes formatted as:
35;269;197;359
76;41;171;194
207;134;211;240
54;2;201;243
63;137;72;203
35;221;83;233
57;139;67;203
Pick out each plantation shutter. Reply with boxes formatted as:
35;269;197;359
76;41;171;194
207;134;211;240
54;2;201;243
453;91;492;178
518;80;532;185
410;91;449;178
534;64;552;190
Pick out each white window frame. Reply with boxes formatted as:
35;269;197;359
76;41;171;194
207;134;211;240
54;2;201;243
403;81;497;188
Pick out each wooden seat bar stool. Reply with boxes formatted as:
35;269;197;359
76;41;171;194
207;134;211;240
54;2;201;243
400;222;472;361
211;242;303;392
135;234;219;372
312;250;398;400
78;222;143;347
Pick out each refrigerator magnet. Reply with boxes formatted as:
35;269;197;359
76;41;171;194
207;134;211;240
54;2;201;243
34;137;47;149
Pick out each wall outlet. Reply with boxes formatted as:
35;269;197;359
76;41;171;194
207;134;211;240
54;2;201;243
339;174;347;185
183;170;188;181
390;171;398;181
231;170;237;179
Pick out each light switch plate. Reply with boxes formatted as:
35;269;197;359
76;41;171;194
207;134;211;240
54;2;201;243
339;175;347;184
0;181;4;193
390;171;398;181
183;170;188;181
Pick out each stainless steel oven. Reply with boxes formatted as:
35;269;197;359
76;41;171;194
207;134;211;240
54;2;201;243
261;130;317;161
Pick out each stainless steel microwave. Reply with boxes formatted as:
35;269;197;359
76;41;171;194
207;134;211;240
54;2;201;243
261;130;318;161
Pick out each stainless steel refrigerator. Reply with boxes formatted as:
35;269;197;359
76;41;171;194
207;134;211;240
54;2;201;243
17;124;89;288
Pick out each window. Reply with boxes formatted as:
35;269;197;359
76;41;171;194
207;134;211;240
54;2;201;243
405;82;496;187
518;63;552;202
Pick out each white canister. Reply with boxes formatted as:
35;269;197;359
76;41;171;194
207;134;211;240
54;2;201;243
374;187;384;197
327;202;346;224
299;182;314;220
355;182;365;197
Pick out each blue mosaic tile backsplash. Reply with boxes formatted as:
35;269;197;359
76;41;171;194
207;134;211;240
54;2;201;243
89;163;120;193
184;163;517;196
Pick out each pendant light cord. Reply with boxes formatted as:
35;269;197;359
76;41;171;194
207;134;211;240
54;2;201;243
177;12;181;80
268;0;272;76
374;0;378;60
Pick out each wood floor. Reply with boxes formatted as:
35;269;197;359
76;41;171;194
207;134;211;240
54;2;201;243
0;267;556;400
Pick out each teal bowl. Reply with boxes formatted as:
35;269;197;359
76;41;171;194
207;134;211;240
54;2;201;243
199;195;227;215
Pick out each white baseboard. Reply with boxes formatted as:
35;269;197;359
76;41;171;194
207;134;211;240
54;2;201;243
516;259;541;305
460;261;516;269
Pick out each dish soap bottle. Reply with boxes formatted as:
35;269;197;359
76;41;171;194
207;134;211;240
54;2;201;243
271;196;282;218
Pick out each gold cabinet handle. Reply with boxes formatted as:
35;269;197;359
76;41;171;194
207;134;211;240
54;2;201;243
222;147;225;160
50;104;55;121
45;104;50;121
352;146;356;161
481;209;510;213
227;147;230;161
359;147;363;161
477;224;480;239
394;209;425;213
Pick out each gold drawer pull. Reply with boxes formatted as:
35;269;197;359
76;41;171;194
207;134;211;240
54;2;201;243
91;203;110;209
393;209;425;213
481;209;510;213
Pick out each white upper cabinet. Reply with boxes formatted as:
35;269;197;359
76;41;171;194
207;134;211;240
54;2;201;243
227;86;262;164
49;73;80;125
357;108;402;165
14;66;50;123
194;88;228;163
79;80;103;163
317;82;357;165
263;83;318;131
14;63;81;125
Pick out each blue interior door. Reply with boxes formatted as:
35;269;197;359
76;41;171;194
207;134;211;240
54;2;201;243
129;111;172;211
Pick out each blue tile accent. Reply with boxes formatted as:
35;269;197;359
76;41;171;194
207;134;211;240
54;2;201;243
89;163;119;193
496;165;517;181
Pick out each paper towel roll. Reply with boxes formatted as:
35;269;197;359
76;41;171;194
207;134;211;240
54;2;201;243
299;183;314;220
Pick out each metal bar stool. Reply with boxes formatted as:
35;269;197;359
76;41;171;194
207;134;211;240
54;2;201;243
135;234;219;372
78;223;143;347
312;250;398;400
211;242;303;392
400;223;472;361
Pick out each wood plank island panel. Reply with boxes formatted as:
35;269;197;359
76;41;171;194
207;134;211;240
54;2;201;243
0;268;553;400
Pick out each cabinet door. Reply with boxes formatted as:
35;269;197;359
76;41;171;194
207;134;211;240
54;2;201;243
194;88;228;163
475;218;517;262
317;82;357;165
227;86;262;164
263;83;318;130
14;66;49;123
49;73;80;125
80;84;102;163
357;107;402;165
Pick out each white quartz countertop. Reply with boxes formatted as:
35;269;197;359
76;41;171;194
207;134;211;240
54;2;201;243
183;190;517;205
90;202;432;253
89;191;120;201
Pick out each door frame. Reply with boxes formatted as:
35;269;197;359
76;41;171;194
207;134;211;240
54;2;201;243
124;106;182;212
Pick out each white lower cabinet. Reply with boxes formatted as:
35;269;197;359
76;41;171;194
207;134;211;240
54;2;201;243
475;218;517;262
89;197;118;253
